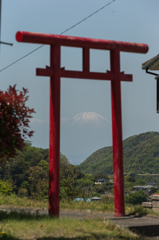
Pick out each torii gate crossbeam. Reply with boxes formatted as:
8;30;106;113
16;31;148;217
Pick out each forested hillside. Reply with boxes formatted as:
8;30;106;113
78;132;159;180
1;131;159;198
0;141;84;198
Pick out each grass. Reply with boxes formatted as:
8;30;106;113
0;194;115;212
0;194;149;239
0;193;48;209
60;197;114;213
0;211;143;240
0;193;157;217
0;194;156;239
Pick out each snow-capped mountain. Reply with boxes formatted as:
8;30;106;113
71;112;110;126
61;111;112;161
62;112;110;127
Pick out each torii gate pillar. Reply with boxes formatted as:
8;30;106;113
49;44;61;216
110;49;124;215
16;31;148;217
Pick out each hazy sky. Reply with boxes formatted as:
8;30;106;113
1;0;159;164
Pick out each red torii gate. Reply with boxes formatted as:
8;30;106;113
16;31;148;217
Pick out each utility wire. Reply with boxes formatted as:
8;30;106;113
0;0;116;73
60;0;115;35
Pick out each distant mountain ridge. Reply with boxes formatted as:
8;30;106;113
78;131;159;179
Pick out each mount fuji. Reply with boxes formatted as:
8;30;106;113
62;112;110;127
61;112;112;164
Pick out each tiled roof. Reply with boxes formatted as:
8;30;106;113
142;54;159;70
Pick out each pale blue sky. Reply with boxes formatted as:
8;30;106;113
0;0;159;164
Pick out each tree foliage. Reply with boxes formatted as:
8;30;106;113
60;178;79;201
126;176;136;182
125;190;147;205
0;85;35;160
93;174;109;181
60;153;85;181
78;131;159;183
0;180;12;195
0;143;86;199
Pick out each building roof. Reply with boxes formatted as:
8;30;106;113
91;197;101;200
133;185;146;189
95;178;108;182
147;182;155;185
133;185;157;189
142;54;159;70
145;185;157;189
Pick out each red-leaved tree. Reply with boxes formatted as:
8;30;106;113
0;85;35;160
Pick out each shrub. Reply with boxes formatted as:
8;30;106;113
101;204;109;210
101;196;114;204
133;205;148;216
18;188;28;198
60;178;79;201
92;192;101;197
0;180;12;195
150;187;157;194
125;190;147;205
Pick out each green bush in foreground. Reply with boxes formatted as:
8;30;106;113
0;180;12;195
125;190;147;205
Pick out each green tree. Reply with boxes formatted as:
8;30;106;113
126;176;136;182
38;160;49;173
105;181;113;189
149;187;157;194
60;178;79;201
0;180;12;195
60;153;85;181
93;174;109;181
125;190;147;205
74;178;93;187
94;184;105;194
9;152;29;193
26;166;48;197
135;179;147;185
79;187;90;202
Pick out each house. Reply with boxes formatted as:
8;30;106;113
91;196;101;201
94;178;109;185
133;185;146;191
144;185;157;192
109;179;113;184
133;185;157;192
147;182;155;186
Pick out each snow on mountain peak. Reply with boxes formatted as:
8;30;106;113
71;112;110;126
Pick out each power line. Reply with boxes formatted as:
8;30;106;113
0;45;44;72
0;0;116;73
60;0;116;35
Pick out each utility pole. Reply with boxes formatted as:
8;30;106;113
0;0;13;48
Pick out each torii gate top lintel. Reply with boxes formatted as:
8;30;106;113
16;31;148;82
16;31;148;53
16;30;149;218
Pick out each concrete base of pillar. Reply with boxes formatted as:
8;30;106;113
142;195;159;213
